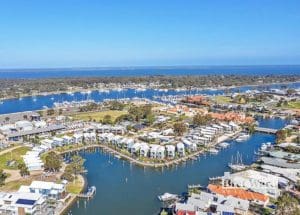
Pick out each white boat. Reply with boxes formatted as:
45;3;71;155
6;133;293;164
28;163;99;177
136;88;146;92
158;193;178;202
208;148;219;154
259;142;272;152
67;91;74;96
228;152;247;171
219;142;230;149
236;133;250;142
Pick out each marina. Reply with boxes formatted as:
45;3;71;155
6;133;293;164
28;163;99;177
68;117;282;215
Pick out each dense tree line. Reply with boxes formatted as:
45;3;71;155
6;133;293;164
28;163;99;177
1;74;299;99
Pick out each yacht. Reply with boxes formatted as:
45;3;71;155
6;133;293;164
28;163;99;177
208;148;219;154
158;193;179;202
236;133;250;142
228;152;247;171
219;142;230;149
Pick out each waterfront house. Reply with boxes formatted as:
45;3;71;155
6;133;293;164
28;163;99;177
83;132;96;143
0;192;46;215
175;192;249;215
111;135;122;146
106;133;115;143
150;144;160;159
176;143;185;157
165;145;176;158
20;181;66;200
182;139;197;152
73;133;83;144
121;137;134;149
223;170;281;199
130;142;142;154
157;146;166;159
140;143;150;157
208;184;270;207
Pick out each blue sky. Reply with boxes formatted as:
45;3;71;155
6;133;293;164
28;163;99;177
0;0;300;68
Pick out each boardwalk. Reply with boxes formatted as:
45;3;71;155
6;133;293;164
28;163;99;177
255;127;278;134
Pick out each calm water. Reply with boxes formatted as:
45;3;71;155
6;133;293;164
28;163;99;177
69;118;286;215
0;65;300;79
1;82;300;114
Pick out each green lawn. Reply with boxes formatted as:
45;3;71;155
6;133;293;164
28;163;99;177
66;177;84;194
0;178;32;192
284;101;300;109
213;95;232;104
71;110;127;123
0;146;30;170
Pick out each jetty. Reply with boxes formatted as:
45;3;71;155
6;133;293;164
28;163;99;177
254;127;278;134
77;186;96;199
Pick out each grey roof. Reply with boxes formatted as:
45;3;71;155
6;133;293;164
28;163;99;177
0;111;40;124
6;124;65;138
261;157;300;169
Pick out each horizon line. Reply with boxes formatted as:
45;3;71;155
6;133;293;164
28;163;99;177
1;64;300;72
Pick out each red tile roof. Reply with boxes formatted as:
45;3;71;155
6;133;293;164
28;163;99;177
177;210;196;215
208;184;269;203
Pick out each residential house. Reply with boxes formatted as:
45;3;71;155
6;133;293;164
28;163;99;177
176;143;185;157
166;145;176;158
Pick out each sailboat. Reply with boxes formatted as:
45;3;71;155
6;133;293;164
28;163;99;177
228;151;248;172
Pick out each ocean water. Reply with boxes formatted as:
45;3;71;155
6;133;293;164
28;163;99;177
0;65;300;79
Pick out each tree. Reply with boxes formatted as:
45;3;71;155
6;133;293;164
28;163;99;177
18;163;30;177
247;124;256;134
173;122;187;136
47;109;55;116
145;114;155;126
44;152;62;172
0;169;7;186
193;113;212;126
102;114;112;124
276;193;300;215
276;130;287;144
287;89;296;96
109;101;125;110
69;155;85;176
61;165;74;181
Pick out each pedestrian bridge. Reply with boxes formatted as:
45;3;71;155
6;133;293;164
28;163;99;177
255;127;278;134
